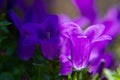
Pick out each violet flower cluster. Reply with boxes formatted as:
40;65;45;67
8;0;120;76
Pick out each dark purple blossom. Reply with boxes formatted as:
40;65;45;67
9;0;59;60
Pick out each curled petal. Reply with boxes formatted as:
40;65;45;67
92;35;112;43
84;24;105;42
60;22;83;38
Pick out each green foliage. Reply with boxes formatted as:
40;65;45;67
0;14;18;56
68;68;92;80
113;66;120;80
104;66;120;80
92;74;100;80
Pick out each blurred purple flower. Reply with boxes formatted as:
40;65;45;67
59;23;112;75
72;0;97;23
9;0;59;60
100;6;120;37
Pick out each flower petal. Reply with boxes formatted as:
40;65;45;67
84;24;105;42
102;53;113;68
92;35;112;43
72;0;97;22
60;22;83;38
60;60;72;75
71;36;90;70
40;39;59;60
18;36;39;61
9;10;22;30
23;0;48;23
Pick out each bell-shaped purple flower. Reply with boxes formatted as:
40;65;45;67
59;22;112;75
9;0;59;60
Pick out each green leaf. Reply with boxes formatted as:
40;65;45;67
0;20;11;26
116;66;120;76
104;69;114;80
93;74;99;80
68;75;72;80
112;66;120;80
0;13;6;20
70;68;92;80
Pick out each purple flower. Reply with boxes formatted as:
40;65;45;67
72;0;97;23
100;6;120;37
59;22;112;75
9;0;59;60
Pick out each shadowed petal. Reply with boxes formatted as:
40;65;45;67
40;39;59;60
18;36;39;61
9;10;22;30
102;53;113;68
